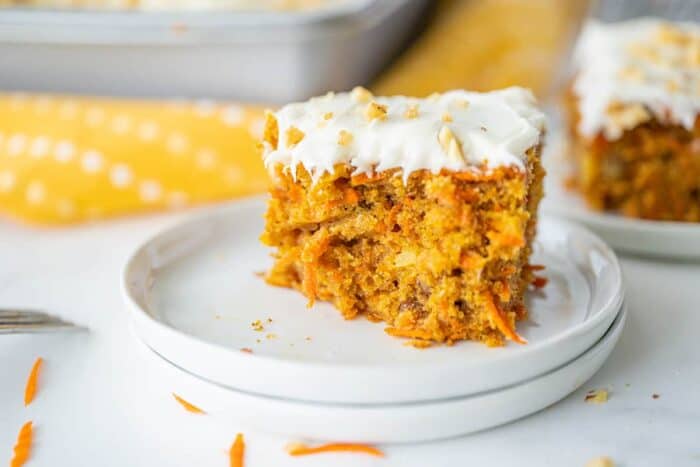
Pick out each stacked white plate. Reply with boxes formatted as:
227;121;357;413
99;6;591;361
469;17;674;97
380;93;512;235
122;197;626;443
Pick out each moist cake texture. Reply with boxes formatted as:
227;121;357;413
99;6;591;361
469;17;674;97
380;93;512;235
261;87;546;346
568;19;700;221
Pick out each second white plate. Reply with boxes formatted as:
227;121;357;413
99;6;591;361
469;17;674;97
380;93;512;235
122;197;624;404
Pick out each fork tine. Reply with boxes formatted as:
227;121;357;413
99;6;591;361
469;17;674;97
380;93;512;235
0;309;83;335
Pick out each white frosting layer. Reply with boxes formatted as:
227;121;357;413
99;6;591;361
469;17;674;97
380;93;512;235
263;87;545;182
573;18;700;140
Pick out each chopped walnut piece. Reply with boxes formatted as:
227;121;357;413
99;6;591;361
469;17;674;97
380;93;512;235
655;23;691;46
263;110;279;149
337;130;354;146
618;66;644;82
584;388;609;404
323;112;334;121
607;102;651;133
453;98;470;109
442;112;453;122
285;126;305;148
627;43;660;63
364;101;388;121
687;39;700;67
404;104;419;119
251;320;264;332
351;86;373;103
586;456;615;467
438;126;465;162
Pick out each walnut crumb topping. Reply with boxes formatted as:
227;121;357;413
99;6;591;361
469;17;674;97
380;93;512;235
323;112;334;121
438;126;465;162
364;101;388;121
404;104;419;119
586;456;615;467
337;130;353;146
251;320;264;332
453;98;470;109
351;86;373;103
285;126;305;148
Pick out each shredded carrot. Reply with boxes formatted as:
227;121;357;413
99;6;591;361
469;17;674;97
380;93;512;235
531;276;548;289
286;442;384;457
350;171;390;186
525;264;546;271
24;357;43;406
344;187;359;205
229;433;245;467
172;393;205;414
301;231;330;307
10;421;33;467
240;348;253;354
482;292;527;345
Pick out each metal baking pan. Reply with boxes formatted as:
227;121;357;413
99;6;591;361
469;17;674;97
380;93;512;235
0;0;430;102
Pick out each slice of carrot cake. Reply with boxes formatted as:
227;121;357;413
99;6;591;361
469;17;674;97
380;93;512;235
260;87;546;346
567;19;700;221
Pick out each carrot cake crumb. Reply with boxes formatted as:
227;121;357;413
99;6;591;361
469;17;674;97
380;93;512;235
404;339;432;349
251;320;264;332
585;389;609;404
586;456;615;467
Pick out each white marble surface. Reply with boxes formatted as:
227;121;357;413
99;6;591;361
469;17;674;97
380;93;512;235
0;204;698;467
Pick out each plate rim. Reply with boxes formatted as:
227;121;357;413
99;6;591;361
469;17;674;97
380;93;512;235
121;197;625;402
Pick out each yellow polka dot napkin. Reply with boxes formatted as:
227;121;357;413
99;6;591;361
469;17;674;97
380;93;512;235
0;93;267;224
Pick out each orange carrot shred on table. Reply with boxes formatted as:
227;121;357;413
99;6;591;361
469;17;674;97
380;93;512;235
482;292;527;345
172;393;205;414
10;421;33;467
286;442;384;457
24;357;43;406
229;433;245;467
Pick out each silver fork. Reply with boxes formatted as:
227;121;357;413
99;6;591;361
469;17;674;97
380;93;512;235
0;309;83;334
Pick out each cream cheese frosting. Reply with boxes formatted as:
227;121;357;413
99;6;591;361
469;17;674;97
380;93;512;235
573;18;700;140
262;87;545;182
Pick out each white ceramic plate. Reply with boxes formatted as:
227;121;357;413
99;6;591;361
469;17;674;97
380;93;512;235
136;305;627;443
541;129;700;260
122;197;624;404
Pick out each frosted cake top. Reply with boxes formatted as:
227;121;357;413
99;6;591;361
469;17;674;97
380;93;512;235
262;87;545;182
573;18;700;140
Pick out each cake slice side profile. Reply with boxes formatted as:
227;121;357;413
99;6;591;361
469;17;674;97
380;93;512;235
568;19;700;222
260;87;546;346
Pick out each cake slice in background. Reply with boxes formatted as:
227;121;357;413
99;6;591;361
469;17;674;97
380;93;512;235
260;87;546;346
567;19;700;222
